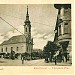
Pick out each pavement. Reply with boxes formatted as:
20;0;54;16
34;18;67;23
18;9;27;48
0;58;72;66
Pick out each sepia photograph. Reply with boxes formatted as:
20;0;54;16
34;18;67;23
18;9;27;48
0;4;72;66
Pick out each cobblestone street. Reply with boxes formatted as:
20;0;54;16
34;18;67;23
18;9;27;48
0;58;71;66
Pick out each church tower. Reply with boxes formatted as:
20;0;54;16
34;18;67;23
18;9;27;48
24;6;33;58
24;6;31;38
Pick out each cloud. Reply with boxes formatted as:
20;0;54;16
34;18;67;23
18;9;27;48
32;30;54;49
0;4;57;49
33;38;47;49
0;24;24;43
0;35;4;44
33;33;46;39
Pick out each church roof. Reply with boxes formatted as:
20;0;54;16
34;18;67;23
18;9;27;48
0;35;26;46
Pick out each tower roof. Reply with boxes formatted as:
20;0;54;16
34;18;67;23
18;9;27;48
24;6;30;24
27;5;28;16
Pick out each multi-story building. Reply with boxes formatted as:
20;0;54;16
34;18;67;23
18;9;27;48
54;4;71;61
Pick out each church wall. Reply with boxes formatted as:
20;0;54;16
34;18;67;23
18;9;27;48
0;43;26;54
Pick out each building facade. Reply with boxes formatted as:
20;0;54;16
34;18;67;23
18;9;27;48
0;6;33;56
54;4;71;61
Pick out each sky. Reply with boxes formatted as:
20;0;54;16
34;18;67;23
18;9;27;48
0;4;58;49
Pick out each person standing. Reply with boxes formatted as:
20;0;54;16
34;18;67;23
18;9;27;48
54;56;57;65
21;53;24;64
62;55;64;62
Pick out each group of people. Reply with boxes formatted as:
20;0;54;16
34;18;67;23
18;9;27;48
44;51;72;65
44;55;57;65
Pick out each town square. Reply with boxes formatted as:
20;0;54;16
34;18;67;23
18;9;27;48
0;4;72;66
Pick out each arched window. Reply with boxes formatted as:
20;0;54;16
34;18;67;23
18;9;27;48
6;47;7;52
16;47;19;51
27;46;28;52
11;47;13;51
1;48;3;52
26;28;27;32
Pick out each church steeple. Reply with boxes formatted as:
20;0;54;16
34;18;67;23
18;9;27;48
24;6;31;36
25;6;30;23
27;6;28;16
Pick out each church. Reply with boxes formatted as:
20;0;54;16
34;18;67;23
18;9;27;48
0;6;33;56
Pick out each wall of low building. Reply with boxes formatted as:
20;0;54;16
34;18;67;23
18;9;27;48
0;43;26;53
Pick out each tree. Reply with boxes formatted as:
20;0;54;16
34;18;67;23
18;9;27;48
43;41;59;59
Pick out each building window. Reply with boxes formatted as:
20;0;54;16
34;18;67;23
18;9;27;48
59;25;61;35
26;28;27;32
64;22;68;34
1;48;3;52
29;27;30;32
27;46;28;52
16;47;19;51
11;47;13;51
6;47;7;52
64;9;69;16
